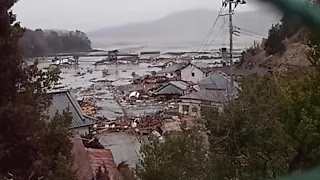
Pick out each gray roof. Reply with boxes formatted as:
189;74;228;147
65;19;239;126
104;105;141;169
157;63;187;74
180;62;213;73
180;90;230;103
153;81;189;95
191;62;208;69
47;90;95;129
198;73;239;93
169;81;189;90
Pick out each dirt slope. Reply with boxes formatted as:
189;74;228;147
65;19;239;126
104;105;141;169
242;27;311;71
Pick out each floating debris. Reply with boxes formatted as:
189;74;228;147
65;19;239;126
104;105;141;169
89;78;113;83
78;99;102;116
102;69;110;77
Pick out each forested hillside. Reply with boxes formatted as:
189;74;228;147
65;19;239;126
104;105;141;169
19;29;92;57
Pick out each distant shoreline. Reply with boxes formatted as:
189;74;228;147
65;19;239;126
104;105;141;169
34;48;245;59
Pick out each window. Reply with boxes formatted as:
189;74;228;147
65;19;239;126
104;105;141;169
191;72;195;77
182;105;189;112
191;106;198;113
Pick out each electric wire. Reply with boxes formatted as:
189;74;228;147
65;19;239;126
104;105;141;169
238;31;264;39
204;18;227;52
234;26;265;38
197;6;225;52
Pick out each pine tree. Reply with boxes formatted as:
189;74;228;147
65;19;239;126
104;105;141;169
0;1;75;179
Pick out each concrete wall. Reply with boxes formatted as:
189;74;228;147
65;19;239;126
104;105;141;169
181;64;205;84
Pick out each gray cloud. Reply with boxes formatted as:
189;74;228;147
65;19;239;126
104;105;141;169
13;0;258;31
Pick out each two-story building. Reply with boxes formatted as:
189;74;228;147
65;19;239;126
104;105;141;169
180;62;211;84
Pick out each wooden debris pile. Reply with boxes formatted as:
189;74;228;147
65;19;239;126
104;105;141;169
93;115;163;135
78;100;101;116
133;75;168;85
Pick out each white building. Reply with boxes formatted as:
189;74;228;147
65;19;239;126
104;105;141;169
178;90;228;117
180;62;210;84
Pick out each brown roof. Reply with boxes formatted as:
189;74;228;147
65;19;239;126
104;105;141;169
71;134;95;180
87;149;124;180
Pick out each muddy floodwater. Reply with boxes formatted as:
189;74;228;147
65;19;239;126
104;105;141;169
37;56;163;118
34;55;228;167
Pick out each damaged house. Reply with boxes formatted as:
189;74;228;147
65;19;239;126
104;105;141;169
156;62;187;79
72;134;124;180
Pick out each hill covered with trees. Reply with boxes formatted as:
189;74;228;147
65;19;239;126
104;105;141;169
19;29;92;57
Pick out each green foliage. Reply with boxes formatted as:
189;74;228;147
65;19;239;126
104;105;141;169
20;29;92;57
205;75;291;180
137;129;211;180
264;3;307;56
205;42;320;179
0;1;75;179
265;23;286;56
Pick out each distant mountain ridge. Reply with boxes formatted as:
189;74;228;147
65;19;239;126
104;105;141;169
87;8;281;41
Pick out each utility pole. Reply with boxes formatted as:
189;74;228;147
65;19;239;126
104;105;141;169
221;0;246;100
228;1;234;90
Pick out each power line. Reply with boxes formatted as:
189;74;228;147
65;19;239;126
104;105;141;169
234;26;265;38
204;19;227;51
238;31;264;39
197;6;225;52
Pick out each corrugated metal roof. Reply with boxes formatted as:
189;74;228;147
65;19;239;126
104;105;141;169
180;90;229;103
87;149;124;180
157;63;187;74
47;90;95;129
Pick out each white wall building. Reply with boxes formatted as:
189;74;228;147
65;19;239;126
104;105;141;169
178;90;228;117
180;63;209;84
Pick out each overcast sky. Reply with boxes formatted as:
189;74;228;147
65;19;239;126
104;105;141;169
13;0;260;31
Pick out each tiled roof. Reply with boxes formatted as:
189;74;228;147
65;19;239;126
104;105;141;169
87;149;124;180
47;90;95;129
180;90;230;103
